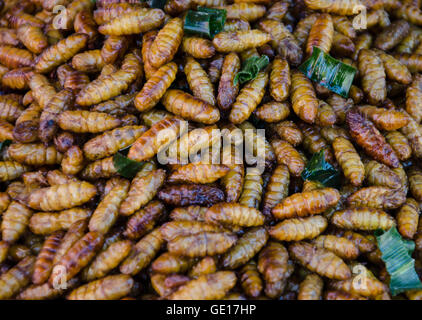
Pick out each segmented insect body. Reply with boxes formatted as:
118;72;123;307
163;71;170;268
1;201;33;243
306;13;334;56
213;30;271;53
298;274;324;300
240;261;263;298
347;186;406;210
270;216;328;241
304;0;364;15
271;139;305;177
270;57;290;102
331;207;396;230
397;198;419;239
0;256;35;299
291;70;318;123
358;49;386;105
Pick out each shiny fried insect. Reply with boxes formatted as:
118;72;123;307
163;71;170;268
17;24;48;54
1;201;33;243
331;207;396;231
0;256;35;299
0;45;33;69
262;165;289;218
358;49;386;105
298;274;324;300
291;70;318;123
182;37;215;59
213;30;271;53
304;0;364;15
269;216;328;241
271;139;305;177
306;13;334;56
217;52;240;111
240;261;263;298
270;57;290;102
397;198;419;239
218;3;266;21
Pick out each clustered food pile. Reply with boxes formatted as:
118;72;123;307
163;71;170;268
1;0;422;300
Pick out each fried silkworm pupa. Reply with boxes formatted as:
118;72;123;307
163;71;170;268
375;19;410;51
261;164;289;218
28;208;92;235
50;231;104;285
134;62;177;112
312;235;359;260
332;137;364;186
304;0;365;15
220;145;244;203
120;229;164;275
98;8;165;36
58;110;121;133
221;227;268;269
257;241;290;285
148;17;182;68
205;203;265;228
141;30;158;80
28;181;97;212
409;166;422;201
289;241;351;280
298;274;324;300
326;94;353;125
168;271;237;300
0;28;19;46
83;125;146;161
17;24;48;54
255;101;290;123
12;103;41;143
188;256;217;278
271;139;305;177
347;186;406;210
406;74;422;123
294;13;319;48
61;146;84;176
272;188;340;220
240;261;263;298
34;33;88;73
212;30;271;53
162;90;220;124
89;180;130;235
299;123;333;162
397;198;419;239
119;169;165;216
2;67;34;90
151;252;194;274
269;216;328;242
332;14;356;38
238;167;263;210
1;201;33;243
32;230;64;285
331;207;396;231
67;274;133;300
74;10;98;43
160;221;224;242
358;49;386;105
218;3;265;21
0;45;33;69
124;201;165;240
306;13;334;56
92;3;142;25
0;161;30;182
0;256;35;299
151;273;190;297
271;122;303;147
28;73;57;110
342;231;376;253
373;50;412;85
217;52;240;111
16;277;79;300
185;57;215;106
291;70;318;124
400;109;422;158
364;160;401;188
169;206;207;222
168;164;229;184
81;240;132;281
358;105;409;131
182;37;215;59
270;57;290;102
346;108;399;168
128;118;183;162
72;50;105;73
101;35;129;65
167;231;237;258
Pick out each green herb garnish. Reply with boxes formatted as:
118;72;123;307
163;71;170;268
375;227;422;296
299;46;356;98
234;55;269;85
301;149;340;188
184;7;227;39
0;139;11;153
113;152;144;179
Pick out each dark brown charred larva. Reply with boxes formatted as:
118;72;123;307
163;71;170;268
346;108;399;168
158;184;225;207
124;201;165;240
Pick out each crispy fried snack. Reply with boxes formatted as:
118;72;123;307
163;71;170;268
124;201;164;240
222;226;268;269
291;70;318;123
205;203;264;228
35;33;88;73
331;207;396;230
82;240;132;281
134;62;177;112
17;278;79;300
101;35;129;64
240;261;263;298
1;201;33;243
17;25;48;54
304;0;364;15
270;57;290;102
2;67;34;90
217;52;240;111
98;8;164;36
72;49;105;73
162;90;220;124
364;160;401;188
185;57;215;106
374;50;412;85
188;256;217;278
257;241;290;284
89;180;129;234
409;166;422;201
346;108;400;168
358;49;386;105
68;274;133;300
255;101;290;123
262;165;289;217
358;105;408;131
29;208;92;235
50;231;104;284
347;186;406;210
0;161;30;182
406;74;422;123
313;235;359;260
0;256;35;299
298;274;324;300
306;13;334;55
84;125;146;161
213;30;271;53
74;10;98;43
148;17;182;68
28;181;97;211
238;167;263;209
375;19;410;51
168;271;236;300
119;169;165;216
270;216;327;241
58;110;121;133
182;37;215;59
28;73;57;110
397;198;419;239
272;188;340;220
168;164;229;184
0;45;33;69
289;241;351;280
32;230;64;285
332;137;364;186
151;252;193;275
271;121;303;146
218;3;265;21
271;139;305;177
12;102;41;143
